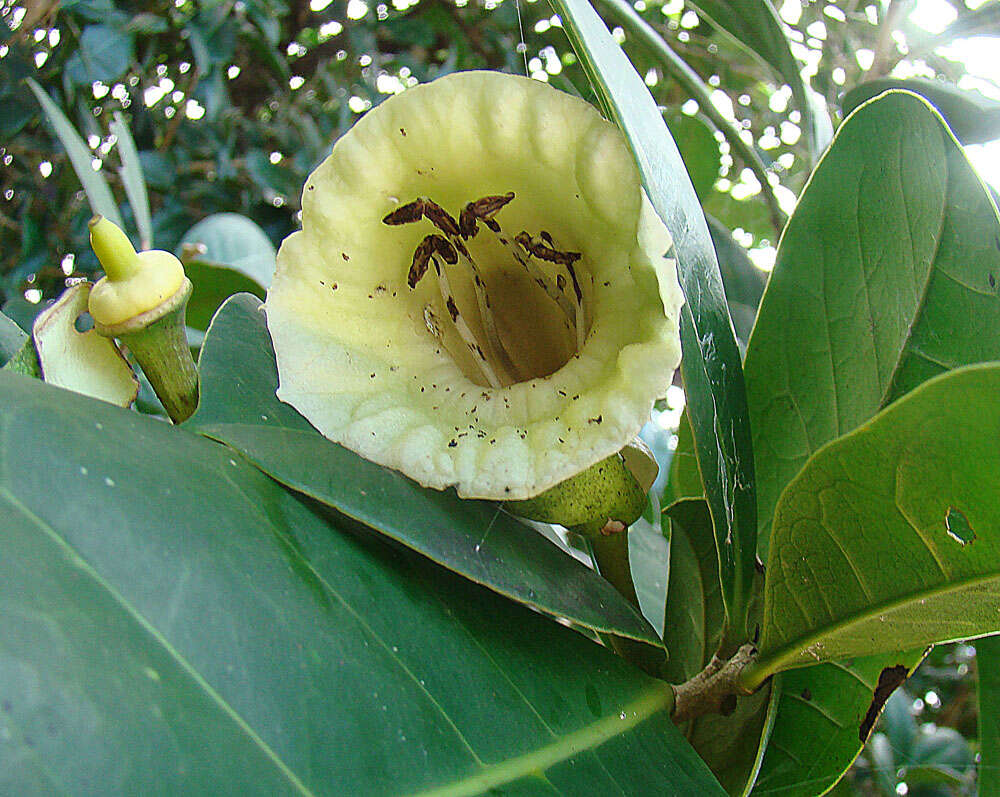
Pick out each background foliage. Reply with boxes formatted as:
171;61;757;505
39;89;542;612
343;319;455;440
3;0;1000;792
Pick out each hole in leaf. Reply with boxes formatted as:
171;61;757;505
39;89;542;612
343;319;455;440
859;664;908;742
945;506;975;545
74;312;94;333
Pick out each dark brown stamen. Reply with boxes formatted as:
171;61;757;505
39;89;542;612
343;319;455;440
459;205;479;239
383;199;425;226
422;199;461;237
408;236;435;288
470;192;515;219
429;234;458;265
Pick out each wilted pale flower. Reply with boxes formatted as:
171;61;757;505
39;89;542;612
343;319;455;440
266;71;683;501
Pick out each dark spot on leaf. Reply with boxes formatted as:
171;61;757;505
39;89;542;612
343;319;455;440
342;252;350;261
589;415;603;424
399;127;406;136
945;506;975;545
859;665;908;741
800;688;812;701
720;694;738;716
990;272;996;289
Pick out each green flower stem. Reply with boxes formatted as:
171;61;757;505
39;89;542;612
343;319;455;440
96;278;198;423
585;530;668;678
506;454;668;675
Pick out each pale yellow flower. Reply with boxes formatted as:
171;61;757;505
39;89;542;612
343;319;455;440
266;71;683;500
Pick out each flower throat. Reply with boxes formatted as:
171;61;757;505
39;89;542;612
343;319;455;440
383;193;589;388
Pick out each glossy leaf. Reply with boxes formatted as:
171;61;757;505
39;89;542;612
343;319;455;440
684;0;832;159
0;371;724;795
751;364;1000;680
742;87;1000;794
753;652;925;795
552;0;757;642
978;635;1000;795
744;90;1000;555
186;294;661;646
662;499;775;795
841;78;1000;145
27;79;124;230
182;261;266;332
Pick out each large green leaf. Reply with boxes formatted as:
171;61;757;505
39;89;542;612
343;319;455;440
684;0;832;160
0;371;723;794
185;294;660;646
978;636;1000;796
662;499;776;795
552;0;757;644
842;78;1000;146
753;652;925;795
745;90;1000;556
750;364;1000;681
741;87;1000;797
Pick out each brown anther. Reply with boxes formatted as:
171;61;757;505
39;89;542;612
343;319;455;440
429;234;458;265
482;218;500;233
383;199;425;226
459;205;479;239
516;231;582;266
446;296;460;322
408;236;435;288
556;274;567;291
422;199;461;237
470;192;515;219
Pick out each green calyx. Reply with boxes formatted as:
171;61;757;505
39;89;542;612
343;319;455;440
505;451;647;537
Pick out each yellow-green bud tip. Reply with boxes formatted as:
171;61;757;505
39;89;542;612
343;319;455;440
87;217;186;327
89;215;139;282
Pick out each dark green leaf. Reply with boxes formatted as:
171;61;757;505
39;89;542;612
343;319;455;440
0;371;723;795
64;25;134;86
1;295;45;333
751;364;1000;679
742;86;1000;797
707;215;767;345
753;652;925;796
185;295;662;646
979;636;1000;796
662;499;775;795
842;78;1000;145
745;90;1000;556
551;0;757;644
182;262;267;331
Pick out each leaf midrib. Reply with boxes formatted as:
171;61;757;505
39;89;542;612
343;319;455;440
408;682;675;797
0;487;316;797
756;570;1000;679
